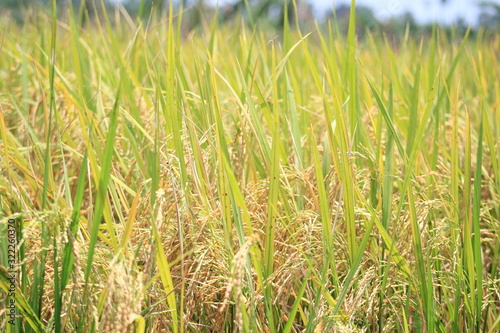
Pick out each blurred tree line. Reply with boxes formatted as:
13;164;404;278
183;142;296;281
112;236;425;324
0;0;499;35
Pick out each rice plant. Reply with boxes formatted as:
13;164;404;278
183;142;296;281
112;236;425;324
0;0;499;332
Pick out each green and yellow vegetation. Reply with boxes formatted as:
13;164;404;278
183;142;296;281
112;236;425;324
0;0;499;331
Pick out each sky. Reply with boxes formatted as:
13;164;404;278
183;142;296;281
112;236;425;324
310;0;499;25
209;0;499;26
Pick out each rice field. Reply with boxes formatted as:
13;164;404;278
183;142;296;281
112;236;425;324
0;1;499;332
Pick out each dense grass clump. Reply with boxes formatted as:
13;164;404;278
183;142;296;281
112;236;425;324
0;2;499;332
